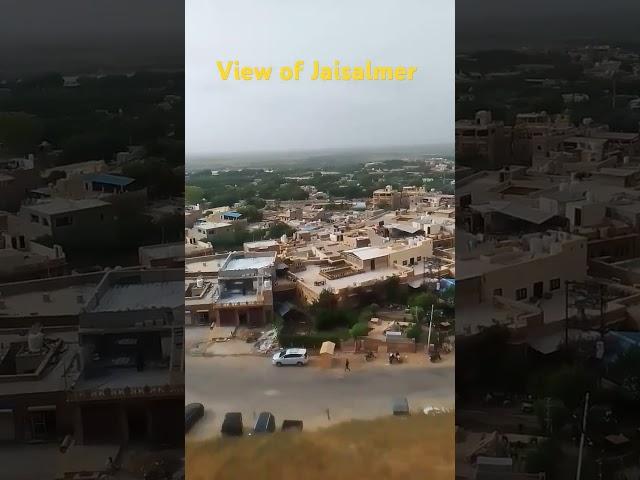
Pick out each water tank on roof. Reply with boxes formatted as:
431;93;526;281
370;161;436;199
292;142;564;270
196;277;204;288
28;331;44;352
281;234;287;243
263;279;271;290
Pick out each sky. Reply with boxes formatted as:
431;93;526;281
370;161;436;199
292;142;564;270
457;0;640;50
0;0;184;73
186;0;454;159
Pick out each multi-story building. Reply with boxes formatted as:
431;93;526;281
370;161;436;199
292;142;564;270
18;198;116;247
372;186;401;209
208;252;276;328
455;110;507;169
68;268;184;445
457;230;588;337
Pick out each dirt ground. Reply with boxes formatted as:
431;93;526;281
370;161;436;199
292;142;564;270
186;412;455;480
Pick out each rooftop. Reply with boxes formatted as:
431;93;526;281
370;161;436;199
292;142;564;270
294;264;402;294
84;173;135;186
90;281;184;312
343;246;391;261
25;198;110;216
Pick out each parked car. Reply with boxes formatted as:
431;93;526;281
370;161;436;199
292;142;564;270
252;412;276;434
185;403;205;433
272;348;309;366
281;420;304;432
221;412;243;436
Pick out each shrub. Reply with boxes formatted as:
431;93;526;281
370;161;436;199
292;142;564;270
349;321;370;339
406;323;422;341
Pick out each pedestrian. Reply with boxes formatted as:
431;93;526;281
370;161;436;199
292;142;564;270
345;358;350;371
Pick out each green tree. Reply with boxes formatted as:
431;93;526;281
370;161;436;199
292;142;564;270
406;323;423;341
534;398;569;434
186;185;204;204
525;439;563;479
609;347;640;400
349;321;370;339
409;292;438;311
236;205;263;223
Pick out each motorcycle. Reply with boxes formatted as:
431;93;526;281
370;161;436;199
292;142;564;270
429;352;441;363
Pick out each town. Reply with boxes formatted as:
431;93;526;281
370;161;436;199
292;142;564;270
455;43;640;479
0;71;186;480
183;156;456;445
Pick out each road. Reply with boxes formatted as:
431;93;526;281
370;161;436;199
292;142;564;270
186;355;454;440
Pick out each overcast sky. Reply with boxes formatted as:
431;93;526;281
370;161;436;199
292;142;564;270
0;0;183;73
186;0;454;158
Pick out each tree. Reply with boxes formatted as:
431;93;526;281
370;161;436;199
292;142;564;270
440;284;455;305
409;292;438;311
266;222;295;239
406;323;422;341
186;185;204;204
534;398;569;434
312;290;338;312
609;347;640;401
534;366;597;411
350;321;370;339
525;439;563;479
236;205;263;223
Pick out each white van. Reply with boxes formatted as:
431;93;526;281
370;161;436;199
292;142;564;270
272;348;309;366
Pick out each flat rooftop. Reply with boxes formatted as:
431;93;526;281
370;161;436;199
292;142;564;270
223;256;275;271
0;284;97;317
90;281;184;312
196;221;232;230
185;256;226;275
294;264;401;294
25;198;110;215
0;331;80;395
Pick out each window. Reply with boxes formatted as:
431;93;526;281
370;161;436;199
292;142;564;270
30;214;39;223
18;236;25;249
402;260;408;266
493;288;503;296
516;288;527;300
417;256;422;262
42;217;49;226
550;278;561;291
55;216;72;227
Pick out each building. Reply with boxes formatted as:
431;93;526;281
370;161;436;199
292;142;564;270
0;211;66;281
18;198;116;246
188;221;233;243
210;252;276;328
372;186;401;209
457;230;588;336
455;110;507;169
0;328;80;443
68;268;184;445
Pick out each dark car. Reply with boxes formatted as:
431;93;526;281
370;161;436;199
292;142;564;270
221;412;243;436
252;412;276;434
185;403;205;433
281;420;303;432
392;397;410;416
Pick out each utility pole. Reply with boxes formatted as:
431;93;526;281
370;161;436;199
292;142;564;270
565;280;570;348
426;304;434;352
576;392;590;480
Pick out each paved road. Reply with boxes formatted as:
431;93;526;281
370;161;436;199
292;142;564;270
186;355;454;440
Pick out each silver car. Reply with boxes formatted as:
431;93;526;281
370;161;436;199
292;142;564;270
272;348;309;366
